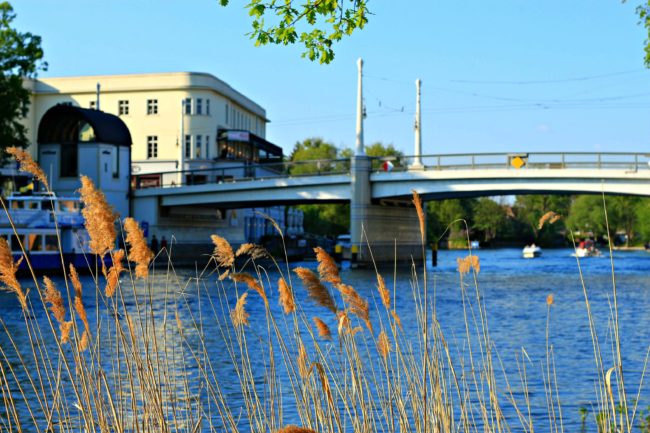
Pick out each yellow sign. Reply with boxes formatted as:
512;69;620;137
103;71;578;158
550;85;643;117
511;156;526;169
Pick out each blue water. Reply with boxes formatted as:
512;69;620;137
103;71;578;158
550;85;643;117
1;248;649;431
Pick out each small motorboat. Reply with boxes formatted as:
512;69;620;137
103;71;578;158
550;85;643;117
522;244;542;258
572;239;601;258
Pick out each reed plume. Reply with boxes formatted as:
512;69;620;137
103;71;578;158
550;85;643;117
297;343;309;378
60;321;73;344
377;330;391;359
337;311;351;334
294;267;337;314
313;317;332;340
123;217;153;278
539;211;562;230
546;294;555;306
235;243;268;260
314;247;341;284
231;272;268;305
0;237;26;310
274;426;318;433
336;283;372;331
391;309;403;330
278;277;296;314
79;176;116;257
71;263;91;351
43;276;66;324
255;211;283;236
105;249;125;297
7;146;49;190
412;190;426;243
457;254;480;274
376;272;390;309
211;235;234;268
231;292;250;327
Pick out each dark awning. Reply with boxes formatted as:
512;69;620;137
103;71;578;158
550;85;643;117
38;104;132;146
217;129;282;158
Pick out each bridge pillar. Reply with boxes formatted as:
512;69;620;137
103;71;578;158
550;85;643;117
350;155;371;260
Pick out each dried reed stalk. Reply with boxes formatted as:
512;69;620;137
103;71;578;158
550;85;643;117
337;311;351;334
231;272;268;305
412;190;425;243
79;176;116;256
43;276;66;323
105;249;125;297
336;283;372;331
211;235;234;268
538;211;562;230
294;267;337;314
278;277;296;314
274;425;318;433
377;330;391;359
235;243;268;260
546;294;554;306
231;292;250;327
313;317;332;340
0;237;26;310
391;309;403;330
314;247;341;284
376;273;390;309
123;217;153;278
7;146;49;190
60;321;73;344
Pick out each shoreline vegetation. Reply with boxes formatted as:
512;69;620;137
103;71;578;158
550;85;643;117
0;151;649;432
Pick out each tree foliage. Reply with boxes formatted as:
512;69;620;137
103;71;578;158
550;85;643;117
634;1;650;66
218;0;369;64
472;198;507;242
0;2;46;159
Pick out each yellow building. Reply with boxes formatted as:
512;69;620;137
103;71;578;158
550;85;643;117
23;72;281;179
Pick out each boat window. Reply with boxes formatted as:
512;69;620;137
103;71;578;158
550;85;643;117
11;201;24;209
41;200;53;211
27;234;42;252
44;235;58;251
28;201;40;210
59;200;79;212
10;235;21;252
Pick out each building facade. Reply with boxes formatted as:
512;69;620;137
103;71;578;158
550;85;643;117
20;72;302;249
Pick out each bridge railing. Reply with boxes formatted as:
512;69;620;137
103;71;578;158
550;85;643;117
374;152;650;172
131;158;352;189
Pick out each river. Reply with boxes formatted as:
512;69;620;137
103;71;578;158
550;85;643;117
1;247;649;431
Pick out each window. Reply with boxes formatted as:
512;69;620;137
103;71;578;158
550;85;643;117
112;146;119;178
206;99;210;115
195;135;202;158
184;98;192;115
89;100;96;109
44;235;58;252
184;135;191;158
196;98;202;115
147;136;158;159
205;135;210;159
225;104;229;124
147;99;158;115
61;145;78;177
118;100;129;115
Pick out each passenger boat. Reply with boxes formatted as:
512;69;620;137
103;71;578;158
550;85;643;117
522;244;542;258
572;239;601;258
0;192;94;272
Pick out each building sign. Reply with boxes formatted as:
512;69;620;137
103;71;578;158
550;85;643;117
226;131;250;141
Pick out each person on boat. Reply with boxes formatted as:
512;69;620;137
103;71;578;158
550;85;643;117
151;235;159;252
578;240;586;249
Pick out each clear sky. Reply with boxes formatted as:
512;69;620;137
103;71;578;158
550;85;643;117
13;0;650;156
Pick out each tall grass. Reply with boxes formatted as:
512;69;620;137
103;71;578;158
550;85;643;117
0;154;648;432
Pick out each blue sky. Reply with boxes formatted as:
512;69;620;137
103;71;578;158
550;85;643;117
13;0;650;156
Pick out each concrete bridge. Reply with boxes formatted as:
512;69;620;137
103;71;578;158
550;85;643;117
132;151;650;263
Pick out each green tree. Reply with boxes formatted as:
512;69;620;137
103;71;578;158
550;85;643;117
289;137;341;175
606;195;641;245
0;2;46;160
636;199;650;242
566;195;607;237
218;0;369;64
472;198;507;242
427;198;476;246
365;142;405;170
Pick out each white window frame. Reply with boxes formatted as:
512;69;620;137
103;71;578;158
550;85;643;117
118;100;129;115
147;136;158;159
147;99;158;115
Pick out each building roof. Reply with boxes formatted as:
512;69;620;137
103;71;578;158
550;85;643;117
38;104;132;146
30;71;268;121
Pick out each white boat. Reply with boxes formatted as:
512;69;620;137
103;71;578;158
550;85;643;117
572;247;601;258
522;244;542;258
0;192;94;271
